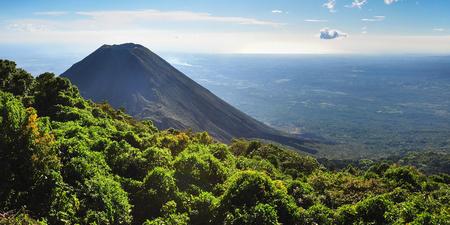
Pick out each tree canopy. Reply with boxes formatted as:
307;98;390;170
0;59;449;224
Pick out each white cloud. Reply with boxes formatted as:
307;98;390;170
362;16;385;22
271;10;283;14
1;27;450;55
7;22;49;32
337;35;450;54
433;28;445;32
346;0;368;9
0;9;286;53
166;57;194;67
2;9;450;55
274;79;291;84
384;0;399;5
304;19;328;22
319;28;348;40
3;9;285;38
361;26;368;34
75;9;284;27
323;0;337;13
34;11;68;16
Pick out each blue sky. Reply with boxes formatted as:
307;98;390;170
0;0;449;54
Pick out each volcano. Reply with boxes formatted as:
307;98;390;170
62;43;315;153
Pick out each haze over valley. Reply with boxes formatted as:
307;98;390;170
173;54;450;158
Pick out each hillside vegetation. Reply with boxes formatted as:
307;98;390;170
0;59;449;224
61;43;312;153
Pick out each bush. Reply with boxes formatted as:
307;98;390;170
335;205;357;225
287;180;316;209
133;167;178;223
174;148;228;193
224;204;279;225
384;166;421;191
305;204;334;225
356;195;393;224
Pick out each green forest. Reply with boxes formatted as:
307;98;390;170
0;59;449;224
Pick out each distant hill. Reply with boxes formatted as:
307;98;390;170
61;43;315;153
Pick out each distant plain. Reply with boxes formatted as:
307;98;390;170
171;54;450;159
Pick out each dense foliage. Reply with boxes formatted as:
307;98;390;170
0;60;449;224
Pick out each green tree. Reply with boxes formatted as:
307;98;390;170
33;73;82;117
224;204;279;225
384;166;421;191
218;171;301;225
174;145;228;193
133;167;178;224
305;204;334;225
0;92;63;220
184;191;218;225
287;180;316;209
82;174;132;224
355;195;393;224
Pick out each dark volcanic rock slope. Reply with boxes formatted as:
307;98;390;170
62;43;314;153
